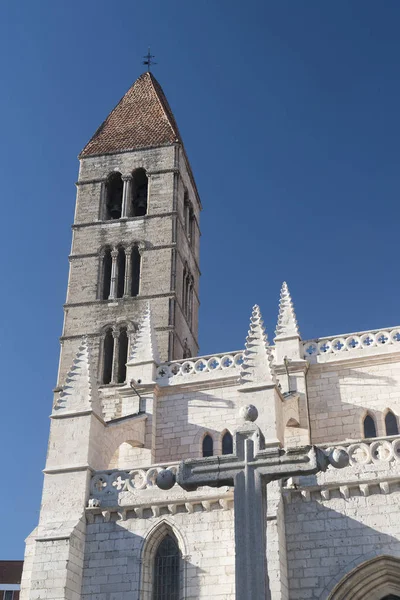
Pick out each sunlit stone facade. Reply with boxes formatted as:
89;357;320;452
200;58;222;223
20;73;400;600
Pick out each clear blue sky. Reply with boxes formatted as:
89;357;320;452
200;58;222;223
1;0;400;557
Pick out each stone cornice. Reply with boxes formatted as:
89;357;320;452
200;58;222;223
86;491;233;523
284;476;400;503
50;409;105;426
43;464;95;475
78;142;176;160
63;292;175;310
308;350;400;369
72;211;177;229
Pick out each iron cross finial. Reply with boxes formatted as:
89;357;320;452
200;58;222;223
143;47;156;72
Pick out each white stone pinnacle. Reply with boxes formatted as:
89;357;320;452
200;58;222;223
55;336;101;414
128;302;160;364
275;281;301;340
240;305;276;386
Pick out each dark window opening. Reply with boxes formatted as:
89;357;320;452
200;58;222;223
106;172;123;220
222;431;233;455
153;535;180;600
102;329;114;384
102;249;112;300
116;248;126;298
385;411;399;436
202;434;213;457
117;327;128;383
132;168;148;217
131;246;141;296
363;414;377;438
189;209;195;247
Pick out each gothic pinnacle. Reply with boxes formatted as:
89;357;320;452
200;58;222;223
275;282;301;340
239;304;276;386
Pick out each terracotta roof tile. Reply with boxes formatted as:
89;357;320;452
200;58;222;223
80;72;182;157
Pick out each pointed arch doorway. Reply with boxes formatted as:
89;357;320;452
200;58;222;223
326;556;400;600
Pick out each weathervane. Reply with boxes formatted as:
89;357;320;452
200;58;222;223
143;47;156;72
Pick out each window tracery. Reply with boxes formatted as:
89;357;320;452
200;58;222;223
152;535;180;600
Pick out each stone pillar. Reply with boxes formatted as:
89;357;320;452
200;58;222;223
111;327;119;383
109;248;118;299
99;180;106;220
124;247;132;297
121;175;132;218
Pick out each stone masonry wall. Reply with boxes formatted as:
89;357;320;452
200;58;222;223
307;356;400;444
82;510;235;600
285;488;400;599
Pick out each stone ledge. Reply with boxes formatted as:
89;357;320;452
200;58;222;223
85;491;233;523
283;476;400;503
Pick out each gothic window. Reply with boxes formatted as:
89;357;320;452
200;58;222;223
102;328;114;384
152;535;180;600
101;248;112;300
182;267;193;326
132;168;148;217
222;431;233;455
183;192;195;248
131;246;141;296
363;414;377;438
105;172;123;220
116;248;126;299
202;434;213;457
117;327;128;383
385;410;399;436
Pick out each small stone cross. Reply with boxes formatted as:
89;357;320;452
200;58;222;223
157;405;348;600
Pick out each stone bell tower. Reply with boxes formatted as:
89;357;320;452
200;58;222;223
59;71;201;388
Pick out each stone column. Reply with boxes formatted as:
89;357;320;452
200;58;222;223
111;327;120;383
99;181;107;221
124;247;132;297
109;248;118;299
121;175;132;218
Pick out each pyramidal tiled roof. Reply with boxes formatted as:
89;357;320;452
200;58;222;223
80;72;183;157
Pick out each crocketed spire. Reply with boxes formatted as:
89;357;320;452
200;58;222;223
128;302;160;365
55;337;101;415
275;282;301;340
240;305;276;387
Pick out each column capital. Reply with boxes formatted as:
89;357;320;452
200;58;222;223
137;241;147;255
112;326;120;338
111;248;119;259
121;174;133;182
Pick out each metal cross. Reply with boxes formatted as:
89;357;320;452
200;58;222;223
157;405;348;600
143;47;156;72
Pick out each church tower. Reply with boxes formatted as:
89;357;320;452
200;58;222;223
60;71;200;389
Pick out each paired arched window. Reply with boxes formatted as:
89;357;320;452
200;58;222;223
101;325;130;384
222;431;233;455
103;169;148;220
385;410;399;436
105;172;123;220
362;410;399;438
202;434;213;457
153;535;180;600
363;414;377;438
100;245;141;300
